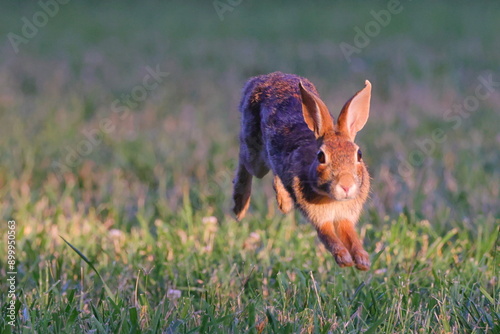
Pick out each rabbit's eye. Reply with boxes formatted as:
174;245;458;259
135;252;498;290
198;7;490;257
317;151;326;164
357;149;362;162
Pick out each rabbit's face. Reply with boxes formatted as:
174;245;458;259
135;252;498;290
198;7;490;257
298;79;371;203
311;135;366;201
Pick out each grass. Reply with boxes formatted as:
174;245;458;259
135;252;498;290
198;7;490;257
0;1;499;333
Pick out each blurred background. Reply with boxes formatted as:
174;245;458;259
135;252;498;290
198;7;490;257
0;1;499;331
1;1;498;224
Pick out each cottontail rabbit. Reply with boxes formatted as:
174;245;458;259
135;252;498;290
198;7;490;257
232;72;372;270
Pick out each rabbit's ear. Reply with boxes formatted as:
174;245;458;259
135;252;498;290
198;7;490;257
300;81;334;138
337;80;371;141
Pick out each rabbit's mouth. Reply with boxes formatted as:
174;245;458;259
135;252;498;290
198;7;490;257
333;194;357;202
313;187;356;202
311;181;359;202
332;182;359;201
313;176;359;201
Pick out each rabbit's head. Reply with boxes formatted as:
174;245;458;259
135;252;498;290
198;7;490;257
299;81;371;202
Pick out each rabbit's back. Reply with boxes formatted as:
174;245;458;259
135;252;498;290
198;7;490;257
240;72;319;182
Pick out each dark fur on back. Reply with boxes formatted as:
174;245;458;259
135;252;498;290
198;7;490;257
238;71;323;197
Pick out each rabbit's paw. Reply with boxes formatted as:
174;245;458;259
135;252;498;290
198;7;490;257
233;194;250;221
276;191;293;214
333;248;354;268
274;176;293;214
352;249;370;271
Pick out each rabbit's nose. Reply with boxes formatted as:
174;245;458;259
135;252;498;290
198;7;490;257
336;174;357;199
336;183;357;199
340;185;351;194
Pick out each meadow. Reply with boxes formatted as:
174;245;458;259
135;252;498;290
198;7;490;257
0;1;499;333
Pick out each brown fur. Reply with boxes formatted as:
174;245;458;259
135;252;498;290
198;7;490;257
273;175;293;214
233;72;372;270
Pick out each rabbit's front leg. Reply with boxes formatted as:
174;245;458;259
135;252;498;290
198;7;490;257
337;219;370;271
273;175;293;214
317;222;354;267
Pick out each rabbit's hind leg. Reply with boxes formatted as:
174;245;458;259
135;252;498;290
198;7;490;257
232;162;252;221
232;145;269;220
234;92;270;219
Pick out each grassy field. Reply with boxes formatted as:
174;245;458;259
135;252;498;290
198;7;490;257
0;1;499;333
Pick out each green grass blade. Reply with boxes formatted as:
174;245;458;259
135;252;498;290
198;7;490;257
60;235;115;299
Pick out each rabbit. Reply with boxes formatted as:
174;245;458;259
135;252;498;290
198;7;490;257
232;71;372;270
